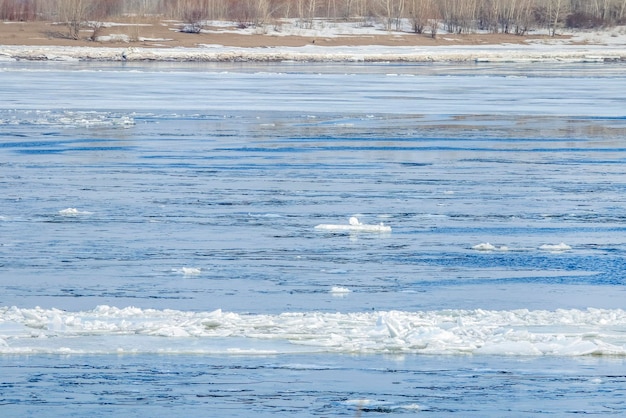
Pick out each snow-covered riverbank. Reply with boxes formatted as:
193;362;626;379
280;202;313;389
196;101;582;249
2;19;625;62
2;42;625;62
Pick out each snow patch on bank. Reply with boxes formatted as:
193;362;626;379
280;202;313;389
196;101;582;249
2;19;626;63
2;42;625;63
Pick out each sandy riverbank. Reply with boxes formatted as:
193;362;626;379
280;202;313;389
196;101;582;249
1;18;625;62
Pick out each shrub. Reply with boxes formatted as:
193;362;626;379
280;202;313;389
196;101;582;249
566;12;605;29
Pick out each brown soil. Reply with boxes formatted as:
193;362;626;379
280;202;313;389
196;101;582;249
0;19;563;49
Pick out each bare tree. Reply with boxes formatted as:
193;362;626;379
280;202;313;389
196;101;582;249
408;0;433;33
324;0;339;20
0;0;39;20
512;0;535;35
461;0;478;32
377;0;406;31
546;0;568;36
7;0;626;36
352;0;374;26
428;0;441;38
495;0;523;34
177;0;209;33
437;0;454;32
296;0;317;28
429;16;440;38
438;0;476;34
58;0;93;39
256;0;273;25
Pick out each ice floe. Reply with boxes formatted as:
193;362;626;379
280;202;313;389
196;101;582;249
58;208;92;216
472;242;509;251
315;216;391;233
1;305;625;356
539;243;572;252
173;267;202;276
330;286;351;295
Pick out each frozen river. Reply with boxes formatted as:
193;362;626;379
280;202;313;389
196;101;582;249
1;61;626;416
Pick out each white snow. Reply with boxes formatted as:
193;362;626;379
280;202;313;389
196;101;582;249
2;42;624;63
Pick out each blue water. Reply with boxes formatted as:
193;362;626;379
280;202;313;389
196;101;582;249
1;61;626;416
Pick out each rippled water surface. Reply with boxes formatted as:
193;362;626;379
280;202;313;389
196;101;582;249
1;61;626;416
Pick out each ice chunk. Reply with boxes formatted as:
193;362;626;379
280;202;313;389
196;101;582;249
472;243;508;251
176;267;202;276
539;243;571;252
315;217;391;233
473;242;496;251
58;208;92;216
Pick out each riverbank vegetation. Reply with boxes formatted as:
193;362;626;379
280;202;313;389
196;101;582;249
2;0;626;40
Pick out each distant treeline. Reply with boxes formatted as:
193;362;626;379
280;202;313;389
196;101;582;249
2;0;626;36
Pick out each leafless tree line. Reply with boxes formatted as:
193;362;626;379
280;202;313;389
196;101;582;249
2;0;626;37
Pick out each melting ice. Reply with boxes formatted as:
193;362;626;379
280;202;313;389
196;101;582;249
1;306;625;356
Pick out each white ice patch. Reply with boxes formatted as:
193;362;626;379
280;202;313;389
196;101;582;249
58;208;92;216
95;34;131;43
315;217;391;233
472;242;508;251
3;41;626;63
173;267;202;276
2;306;625;356
344;399;422;413
2;110;135;128
330;286;351;295
56;111;135;128
539;243;572;252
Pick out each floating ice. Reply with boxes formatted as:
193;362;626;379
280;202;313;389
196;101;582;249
2;306;625;356
539;243;572;252
174;267;202;276
315;217;391;233
344;399;422;412
58;208;92;216
330;286;351;294
472;243;508;251
54;111;135;128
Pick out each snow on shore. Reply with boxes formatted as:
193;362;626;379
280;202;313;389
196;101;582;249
1;20;625;63
1;42;625;63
